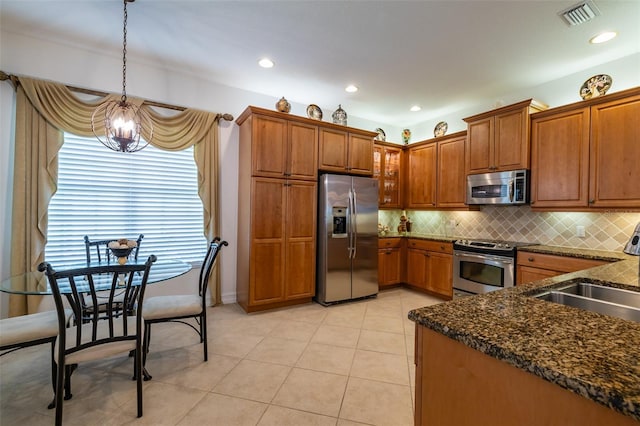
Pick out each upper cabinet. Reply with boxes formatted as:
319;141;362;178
463;99;547;174
250;114;318;181
406;131;470;210
373;142;403;208
318;128;376;175
530;87;640;210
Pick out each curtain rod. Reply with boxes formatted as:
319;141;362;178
0;71;234;122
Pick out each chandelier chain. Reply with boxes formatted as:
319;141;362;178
121;0;128;103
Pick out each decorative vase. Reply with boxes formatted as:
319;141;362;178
402;129;411;144
332;104;347;126
275;97;291;113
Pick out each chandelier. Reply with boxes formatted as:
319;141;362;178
92;0;152;152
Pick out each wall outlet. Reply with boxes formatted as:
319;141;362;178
576;225;586;238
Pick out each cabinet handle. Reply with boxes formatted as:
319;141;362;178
440;245;444;250
589;199;595;204
528;257;534;262
385;251;392;255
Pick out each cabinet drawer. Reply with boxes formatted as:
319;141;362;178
407;239;452;254
516;251;609;273
379;238;402;249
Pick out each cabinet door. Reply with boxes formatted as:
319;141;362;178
250;178;286;305
530;108;590;208
495;107;529;170
288;122;318;181
516;266;560;285
425;252;453;298
378;248;401;286
407;144;437;208
319;128;348;172
437;136;467;208
406;248;428;289
375;144;403;208
348;134;374;175
589;95;640;208
466;117;493;173
252;115;287;178
285;181;317;299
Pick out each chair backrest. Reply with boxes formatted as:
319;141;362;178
84;234;144;263
199;237;228;300
38;255;156;354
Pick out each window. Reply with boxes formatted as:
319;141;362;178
45;133;207;265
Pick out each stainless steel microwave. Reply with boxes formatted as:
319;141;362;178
466;169;529;205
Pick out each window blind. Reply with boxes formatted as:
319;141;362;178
45;133;207;265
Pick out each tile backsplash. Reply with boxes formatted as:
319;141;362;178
379;207;640;252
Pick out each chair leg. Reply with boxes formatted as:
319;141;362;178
201;313;208;362
136;341;143;417
53;359;65;426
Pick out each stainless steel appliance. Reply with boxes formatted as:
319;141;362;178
623;223;640;255
453;239;532;295
467;169;529;205
316;174;378;305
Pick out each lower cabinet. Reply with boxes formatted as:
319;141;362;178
516;251;609;285
405;239;453;299
237;177;317;312
378;238;403;288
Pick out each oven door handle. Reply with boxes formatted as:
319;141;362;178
454;252;513;264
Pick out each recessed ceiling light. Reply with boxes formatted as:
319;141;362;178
345;85;358;93
410;105;421;112
590;31;617;44
258;58;274;68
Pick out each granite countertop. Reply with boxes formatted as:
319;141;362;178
409;253;640;421
378;232;456;243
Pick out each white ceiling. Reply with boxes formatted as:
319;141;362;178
1;0;639;127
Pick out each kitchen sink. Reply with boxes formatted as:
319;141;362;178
534;282;640;323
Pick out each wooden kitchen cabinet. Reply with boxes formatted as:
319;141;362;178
236;106;319;312
318;127;376;175
516;251;610;285
373;142;403;208
464;99;547;174
530;88;640;210
414;326;638;426
406;131;471;210
406;239;453;299
241;177;317;310
378;238;403;287
406;143;437;208
436;134;467;208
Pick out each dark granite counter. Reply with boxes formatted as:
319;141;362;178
378;233;456;243
409;253;640;421
520;244;632;262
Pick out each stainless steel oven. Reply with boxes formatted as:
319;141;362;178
453;240;529;295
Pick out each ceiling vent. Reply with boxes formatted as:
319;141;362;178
559;0;601;26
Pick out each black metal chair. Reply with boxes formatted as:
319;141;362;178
84;234;144;264
39;255;156;426
142;238;227;372
0;310;71;406
82;234;144;319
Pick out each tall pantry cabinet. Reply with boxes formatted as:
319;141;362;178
236;107;318;312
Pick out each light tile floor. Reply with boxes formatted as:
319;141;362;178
0;288;443;426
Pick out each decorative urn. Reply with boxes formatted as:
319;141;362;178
275;97;291;113
332;104;347;126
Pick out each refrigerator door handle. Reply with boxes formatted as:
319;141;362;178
348;188;354;259
351;188;358;259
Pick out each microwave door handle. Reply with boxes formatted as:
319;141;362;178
508;179;514;203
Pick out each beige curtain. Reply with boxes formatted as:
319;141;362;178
10;77;221;316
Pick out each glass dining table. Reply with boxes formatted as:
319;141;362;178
0;257;192;295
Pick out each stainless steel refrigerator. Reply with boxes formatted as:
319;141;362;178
316;174;378;305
